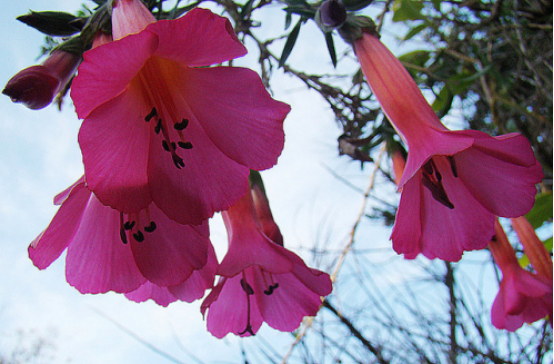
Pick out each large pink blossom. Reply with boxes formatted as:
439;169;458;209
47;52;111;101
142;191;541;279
201;175;332;338
29;177;212;295
71;0;290;225
354;32;543;261
489;220;552;331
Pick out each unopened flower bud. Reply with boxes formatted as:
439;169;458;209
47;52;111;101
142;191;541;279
319;0;347;30
3;50;80;110
17;11;83;37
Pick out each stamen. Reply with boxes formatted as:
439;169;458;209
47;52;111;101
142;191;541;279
421;159;455;209
154;118;162;135
174;119;189;130
133;230;145;242
144;221;157;233
240;278;254;295
123;221;135;230
162;140;171;152
120;228;128;244
172;154;185;169
178;141;193;149
144;107;157;122
263;283;280;295
448;156;458;178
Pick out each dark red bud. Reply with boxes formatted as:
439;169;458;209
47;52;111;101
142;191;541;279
320;0;347;28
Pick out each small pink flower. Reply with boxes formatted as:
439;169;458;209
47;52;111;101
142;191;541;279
354;32;544;261
71;0;289;225
490;219;552;331
125;243;218;306
3;49;80;109
201;175;332;338
29;177;212;295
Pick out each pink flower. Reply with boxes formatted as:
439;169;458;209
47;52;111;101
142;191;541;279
125;243;218;306
354;32;544;261
489;219;552;331
29;177;212;295
71;0;290;225
201;174;332;338
3;49;80;109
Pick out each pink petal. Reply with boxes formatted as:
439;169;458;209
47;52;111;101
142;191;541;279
71;31;159;119
28;181;89;269
392;158;495;261
454;131;544;217
112;0;156;40
149;8;247;67
169;243;217;303
203;275;263;338
129;211;210;287
147;107;250;225
491;288;524;331
179;66;288;170
53;176;85;206
78;87;152;214
125;282;178;307
65;195;146;294
252;267;327;332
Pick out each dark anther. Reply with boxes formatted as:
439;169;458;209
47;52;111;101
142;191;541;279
491;234;497;242
120;229;128;244
123;221;135;230
144;107;157;122
144;221;157;233
154;119;162;134
178;141;193;149
264;283;280;295
422;159;434;175
162;140;171;152
174;119;189;130
422;176;455;209
133;230;145;242
238;324;255;336
240;278;254;295
172;154;185;169
448;156;458;178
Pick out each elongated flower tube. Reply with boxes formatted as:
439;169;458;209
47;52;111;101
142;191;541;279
354;31;544;261
71;0;290;225
510;216;553;281
489;219;552;331
201;173;332;338
29;177;212;295
3;49;80;109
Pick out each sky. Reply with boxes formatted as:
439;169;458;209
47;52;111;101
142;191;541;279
0;1;398;363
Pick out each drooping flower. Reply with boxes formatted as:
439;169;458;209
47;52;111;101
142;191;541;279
29;177;212;295
71;0;290;225
125;243;218;306
354;32;544;261
201;173;332;338
510;216;553;281
489;219;552;331
3;49;80;109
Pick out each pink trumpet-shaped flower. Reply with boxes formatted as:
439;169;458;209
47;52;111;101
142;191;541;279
29;177;212;295
3;49;80;109
490;219;552;331
201;174;332;338
354;32;544;261
71;0;290;225
125;243;218;306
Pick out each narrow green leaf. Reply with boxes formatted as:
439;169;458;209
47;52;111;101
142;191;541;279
431;85;454;118
279;18;303;68
392;0;424;22
284;11;292;30
240;0;256;19
324;32;337;68
525;192;553;229
403;23;427;41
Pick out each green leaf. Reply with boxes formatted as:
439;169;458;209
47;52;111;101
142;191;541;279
398;49;431;67
284;11;292;30
240;0;256;19
392;0;424;22
279;18;303;68
525;191;553;229
403;23;427;41
324;32;337;68
431;85;454;117
343;0;374;11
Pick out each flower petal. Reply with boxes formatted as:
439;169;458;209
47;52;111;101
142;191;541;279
65;195;146;294
179;66;288;170
124;282;178;307
28;181;88;269
455;131;543;217
129;210;210;287
147;107;250;225
78;86;152;213
149;8;246;67
71;31;159;119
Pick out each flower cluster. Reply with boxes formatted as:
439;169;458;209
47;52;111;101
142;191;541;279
9;0;332;338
